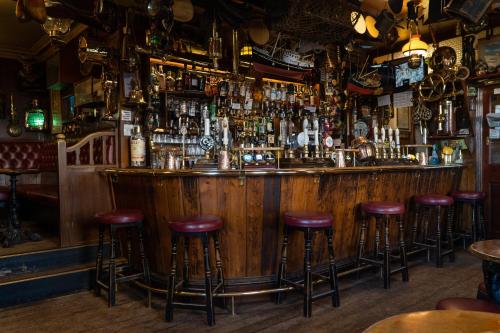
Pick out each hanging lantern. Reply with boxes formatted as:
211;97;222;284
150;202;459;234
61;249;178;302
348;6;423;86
402;35;429;56
25;99;47;131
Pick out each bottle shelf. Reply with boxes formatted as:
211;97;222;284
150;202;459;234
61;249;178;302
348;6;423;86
160;90;209;98
427;135;473;140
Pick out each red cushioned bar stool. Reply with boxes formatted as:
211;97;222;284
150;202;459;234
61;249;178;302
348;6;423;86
165;215;225;326
357;202;409;289
275;212;340;318
94;209;151;307
411;194;455;268
451;191;487;246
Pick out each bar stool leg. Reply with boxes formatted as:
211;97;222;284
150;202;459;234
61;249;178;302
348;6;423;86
165;234;178;322
201;233;215;326
137;222;151;307
412;204;420;248
214;232;226;308
276;225;289;304
435;206;443;268
126;228;133;273
479;202;486;240
95;223;104;297
383;216;391;289
303;227;313;317
456;202;466;249
326;227;340;307
376;216;383;279
375;217;381;258
397;215;409;282
423;207;431;262
108;225;117;307
446;206;455;263
356;214;367;269
471;202;478;243
183;237;190;288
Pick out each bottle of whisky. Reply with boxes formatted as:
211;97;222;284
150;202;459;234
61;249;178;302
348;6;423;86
130;125;146;167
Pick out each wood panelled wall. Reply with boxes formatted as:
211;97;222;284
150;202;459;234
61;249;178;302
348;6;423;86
108;166;461;282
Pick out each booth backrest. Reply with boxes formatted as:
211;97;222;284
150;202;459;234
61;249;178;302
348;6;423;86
0;142;58;170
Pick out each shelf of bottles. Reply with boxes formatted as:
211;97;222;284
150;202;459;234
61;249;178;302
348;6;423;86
130;58;348;170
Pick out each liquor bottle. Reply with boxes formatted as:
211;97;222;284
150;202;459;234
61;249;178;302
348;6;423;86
267;113;275;146
130;125;146;167
190;72;199;91
183;67;190;90
262;81;272;101
270;83;277;101
280;84;287;102
175;70;183;91
276;83;282;101
165;71;176;92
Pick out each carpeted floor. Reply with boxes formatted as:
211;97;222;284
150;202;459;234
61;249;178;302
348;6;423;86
0;251;484;333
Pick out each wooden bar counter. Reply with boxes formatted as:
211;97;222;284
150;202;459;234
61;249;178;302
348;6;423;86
104;165;462;285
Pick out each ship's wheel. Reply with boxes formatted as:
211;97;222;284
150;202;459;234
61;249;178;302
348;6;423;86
418;73;446;102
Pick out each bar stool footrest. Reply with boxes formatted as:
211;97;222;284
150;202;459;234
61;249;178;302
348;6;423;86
172;302;208;311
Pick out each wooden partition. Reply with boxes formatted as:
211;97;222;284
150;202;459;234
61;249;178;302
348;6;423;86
58;132;117;247
106;165;462;284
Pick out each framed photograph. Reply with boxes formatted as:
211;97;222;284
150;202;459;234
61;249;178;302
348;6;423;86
478;35;500;71
396;106;411;131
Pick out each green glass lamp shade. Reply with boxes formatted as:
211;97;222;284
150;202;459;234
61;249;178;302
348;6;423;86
25;100;47;131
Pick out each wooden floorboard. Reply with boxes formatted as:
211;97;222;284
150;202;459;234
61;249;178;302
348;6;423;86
0;251;485;333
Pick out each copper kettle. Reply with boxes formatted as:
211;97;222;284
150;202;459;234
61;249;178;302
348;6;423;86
351;136;376;162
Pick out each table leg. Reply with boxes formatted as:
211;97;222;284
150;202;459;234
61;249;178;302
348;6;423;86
2;174;21;247
482;260;500;304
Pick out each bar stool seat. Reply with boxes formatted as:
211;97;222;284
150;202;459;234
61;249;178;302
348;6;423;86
361;202;405;215
284;211;332;228
415;194;453;206
277;211;340;317
94;209;150;307
436;297;500;313
451;191;486;201
95;209;144;224
169;215;223;233
166;215;225;326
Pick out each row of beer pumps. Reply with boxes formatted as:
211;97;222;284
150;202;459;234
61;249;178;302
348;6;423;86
373;125;401;160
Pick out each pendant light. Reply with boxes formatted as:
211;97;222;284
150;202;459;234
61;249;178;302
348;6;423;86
401;19;429;68
402;35;429;56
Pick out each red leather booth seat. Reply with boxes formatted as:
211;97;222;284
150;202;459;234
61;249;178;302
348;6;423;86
0;141;59;205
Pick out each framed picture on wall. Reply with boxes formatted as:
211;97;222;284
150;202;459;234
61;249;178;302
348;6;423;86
396;106;411;132
478;35;500;71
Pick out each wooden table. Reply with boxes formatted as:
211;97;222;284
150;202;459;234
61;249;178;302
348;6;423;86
363;310;500;333
469;240;500;303
0;168;41;247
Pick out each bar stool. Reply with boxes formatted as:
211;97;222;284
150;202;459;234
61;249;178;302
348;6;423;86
276;211;340;318
94;209;151;307
165;215;225;326
357;201;408;289
451;191;486;245
412;194;455;267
